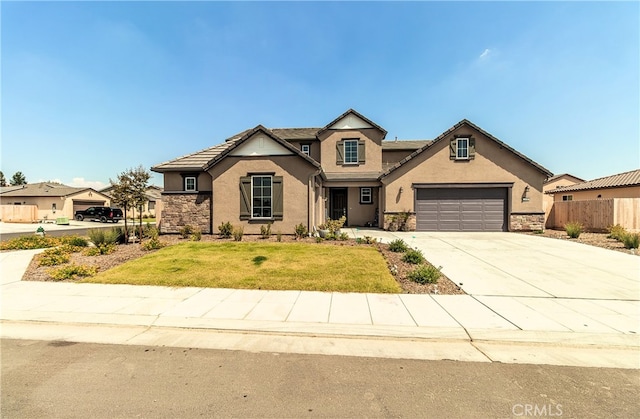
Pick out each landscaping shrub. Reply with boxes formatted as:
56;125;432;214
622;233;640;250
388;239;408;253
83;243;116;256
324;216;346;234
0;235;60;250
233;225;244;241
407;264;442;284
218;221;233;239
60;235;89;247
49;263;98;280
357;236;377;244
88;228;119;247
110;227;126;244
565;221;583;239
294;223;308;239
260;222;272;239
38;247;71;267
607;224;627;241
190;227;202;242
179;225;194;239
402;248;425;264
142;237;165;251
338;232;349;241
276;231;282;242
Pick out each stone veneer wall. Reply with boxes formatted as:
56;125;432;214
383;212;417;231
510;213;544;231
160;193;211;234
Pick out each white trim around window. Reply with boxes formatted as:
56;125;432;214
344;139;358;164
456;138;469;160
301;144;310;156
185;176;197;192
360;187;373;204
562;195;573;201
251;175;272;218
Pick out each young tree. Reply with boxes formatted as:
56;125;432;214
109;166;151;243
10;171;27;186
0;171;7;187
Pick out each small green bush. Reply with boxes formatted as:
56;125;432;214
142;237;165;251
38;247;71;267
190;227;202;242
324;216;346;234
294;223;308;239
233;225;244;241
607;224;627;242
402;248;425;264
260;222;272;239
276;231;282;242
83;243;115;256
338;232;350;241
49;263;97;280
88;229;119;247
179;225;194;239
0;235;60;250
60;235;89;247
388;239;408;253
622;233;640;250
218;221;233;239
565;221;583;239
315;236;323;243
407;264;442;284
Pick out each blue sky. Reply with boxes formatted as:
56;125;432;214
2;1;638;189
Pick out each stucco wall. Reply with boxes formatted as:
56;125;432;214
344;186;378;227
318;129;384;174
552;186;640;201
208;156;318;235
381;125;547;218
164;172;212;192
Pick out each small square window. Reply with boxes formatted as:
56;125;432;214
456;138;469;160
185;177;197;191
360;187;373;204
301;144;310;156
562;195;573;201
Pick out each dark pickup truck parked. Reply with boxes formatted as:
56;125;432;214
74;207;123;223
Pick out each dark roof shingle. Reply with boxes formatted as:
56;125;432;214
548;169;640;193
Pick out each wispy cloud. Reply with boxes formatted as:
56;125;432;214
479;48;491;60
69;177;108;190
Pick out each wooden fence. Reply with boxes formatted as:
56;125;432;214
0;205;39;223
547;198;640;232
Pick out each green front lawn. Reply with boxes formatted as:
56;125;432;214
83;242;401;293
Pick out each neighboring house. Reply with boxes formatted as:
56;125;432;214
543;173;585;228
100;185;163;218
152;109;552;234
0;182;112;221
547;169;640;201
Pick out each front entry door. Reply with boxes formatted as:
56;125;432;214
330;188;348;223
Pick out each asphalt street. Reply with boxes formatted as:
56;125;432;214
2;339;638;418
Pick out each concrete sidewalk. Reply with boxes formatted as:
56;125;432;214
2;245;639;369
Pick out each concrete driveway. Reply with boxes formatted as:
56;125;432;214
374;231;639;300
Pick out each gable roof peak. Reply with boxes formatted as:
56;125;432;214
318;108;387;137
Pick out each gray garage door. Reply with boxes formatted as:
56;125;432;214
416;188;507;232
73;200;106;213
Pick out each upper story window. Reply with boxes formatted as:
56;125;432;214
252;175;272;218
456;138;469;160
301;144;310;156
344;140;358;164
185;176;197;191
450;136;475;161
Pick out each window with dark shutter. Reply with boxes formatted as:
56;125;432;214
336;141;344;165
239;177;251;220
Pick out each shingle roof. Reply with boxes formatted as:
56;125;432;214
382;140;432;150
544;173;585;184
151;140;240;172
0;182;100;198
317;108;388;137
548;169;640;193
380;119;553;179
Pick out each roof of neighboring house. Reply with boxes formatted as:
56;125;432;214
101;185;164;200
546;169;640;194
0;182;97;198
381;140;432;150
544;173;585;184
380;119;553;179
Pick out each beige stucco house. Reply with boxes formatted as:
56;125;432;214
152;109;552;234
542;173;584;228
0;182;112;222
100;185;163;218
547;169;640;202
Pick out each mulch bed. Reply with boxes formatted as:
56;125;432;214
522;229;639;256
21;233;465;294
